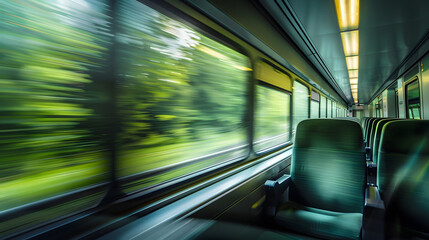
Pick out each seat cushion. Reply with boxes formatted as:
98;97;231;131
276;202;362;240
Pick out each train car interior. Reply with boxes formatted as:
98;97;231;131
1;0;428;239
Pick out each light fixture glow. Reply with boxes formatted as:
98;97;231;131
349;70;358;78
335;0;360;103
346;56;359;69
349;78;358;85
335;0;360;31
341;30;359;56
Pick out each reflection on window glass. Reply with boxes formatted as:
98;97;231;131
311;100;320;118
0;0;110;235
406;80;421;119
254;86;290;152
332;102;336;118
320;96;327;118
116;1;250;191
293;81;309;132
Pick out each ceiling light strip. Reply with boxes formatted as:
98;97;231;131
335;0;360;103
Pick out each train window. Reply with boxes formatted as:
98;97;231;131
406;79;421;119
310;90;320;118
116;0;251;190
320;96;327;118
332;101;337;118
1;0;110;234
293;81;309;131
327;99;332;118
254;86;290;152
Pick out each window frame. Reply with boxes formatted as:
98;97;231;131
116;0;256;187
254;81;292;154
405;78;421;119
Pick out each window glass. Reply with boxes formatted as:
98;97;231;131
116;1;250;191
0;0;110;235
293;81;309;132
406;80;421;119
320;96;327;118
254;86;290;152
327;99;332;118
310;90;320;118
332;102;337;118
311;101;320;118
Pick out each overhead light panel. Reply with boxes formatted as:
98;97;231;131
335;0;360;31
350;78;358;85
349;70;358;78
346;56;359;69
341;30;359;56
336;0;360;103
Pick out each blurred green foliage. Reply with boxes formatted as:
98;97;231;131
0;0;111;195
0;0;254;213
0;0;295;232
254;86;290;152
0;0;293;235
115;1;251;177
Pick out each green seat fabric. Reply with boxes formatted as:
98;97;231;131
291;119;366;213
368;118;385;149
276;119;366;240
364;118;375;141
277;202;362;240
291;148;366;213
371;119;397;164
377;120;429;238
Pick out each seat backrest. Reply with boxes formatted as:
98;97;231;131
365;118;376;142
290;119;366;213
362;117;371;136
361;117;368;126
377;120;429;237
372;119;398;164
368;118;385;149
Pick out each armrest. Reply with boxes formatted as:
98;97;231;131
263;174;291;217
362;185;385;240
366;161;377;185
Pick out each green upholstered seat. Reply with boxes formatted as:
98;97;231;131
364;118;375;142
276;119;366;240
368;118;385;149
377;120;429;238
371;119;397;165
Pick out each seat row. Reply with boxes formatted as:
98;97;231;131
360;117;403;184
264;118;429;239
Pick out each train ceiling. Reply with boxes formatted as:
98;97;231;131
262;0;429;104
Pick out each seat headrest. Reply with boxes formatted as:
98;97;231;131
380;120;429;155
294;119;364;152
